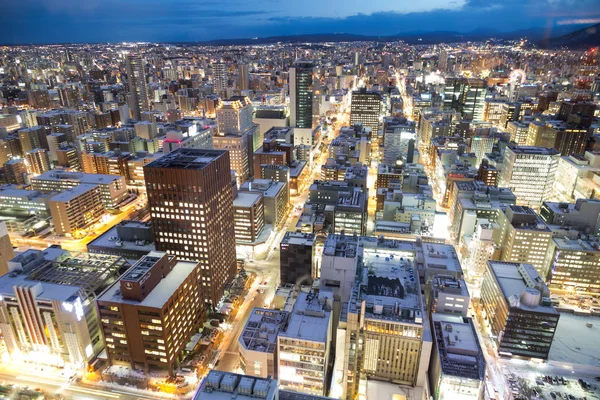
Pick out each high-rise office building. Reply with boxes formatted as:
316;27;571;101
540;199;600;236
480;261;559;360
233;192;264;244
494;205;553;280
444;78;486;121
18;126;50;153
500;145;560;209
460;79;487;121
214;96;258;185
216;96;254;135
289;61;314;129
350;88;381;134
3;158;27;185
382;118;416;165
25;148;51;175
143;148;237;306
477;159;499;187
429;276;470;316
213;62;228;97
238;308;286;378
126;54;149;121
48;184;105;236
546;236;600;292
212;134;251;185
31;171;128;209
56;147;81;170
438;49;448;72
238;63;249;91
443;77;463;111
343;241;430;400
97;252;205;374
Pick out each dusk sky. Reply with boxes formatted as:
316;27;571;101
2;0;600;44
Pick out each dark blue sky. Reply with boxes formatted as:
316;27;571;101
1;0;600;44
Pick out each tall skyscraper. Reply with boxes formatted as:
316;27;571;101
214;96;259;185
494;205;553;279
25;148;51;175
213;62;228;97
459;78;487;121
438;48;448;72
289;61;314;129
500;145;560;209
480;261;559;360
126;54;149;121
350;88;382;134
444;77;487;121
238;63;249;91
143;148;237;306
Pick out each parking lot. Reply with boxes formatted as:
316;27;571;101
502;361;600;400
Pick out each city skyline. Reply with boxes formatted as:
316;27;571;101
1;0;600;44
0;9;599;399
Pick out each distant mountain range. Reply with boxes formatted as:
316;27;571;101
171;25;588;47
539;23;600;49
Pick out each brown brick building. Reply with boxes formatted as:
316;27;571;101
97;252;205;374
143;148;237;306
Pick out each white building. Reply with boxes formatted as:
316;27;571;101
320;233;359;302
0;248;129;365
31;170;128;208
500;146;560;209
429;275;470;316
554;151;600;201
277;289;332;397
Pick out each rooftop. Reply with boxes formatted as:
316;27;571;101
281;231;315;246
31;171;125;188
239;308;289;354
0;188;51;200
98;252;198;309
263;126;292;138
87;221;155;254
549;313;600;367
323;233;359;258
553;236;600;252
144;148;227;170
194;370;277;400
421;242;462;273
248;180;286;197
505;205;551;232
432;276;469;297
507;145;560;156
542;199;600;216
1;248;128;302
349;242;423;325
487;261;557;314
280;290;331;343
431;314;485;381
377;164;404;175
234;192;262;208
47;183;99;202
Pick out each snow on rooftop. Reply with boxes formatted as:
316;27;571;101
280;291;330;343
98;258;198;309
549;313;600;367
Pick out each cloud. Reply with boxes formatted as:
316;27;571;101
1;0;599;44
